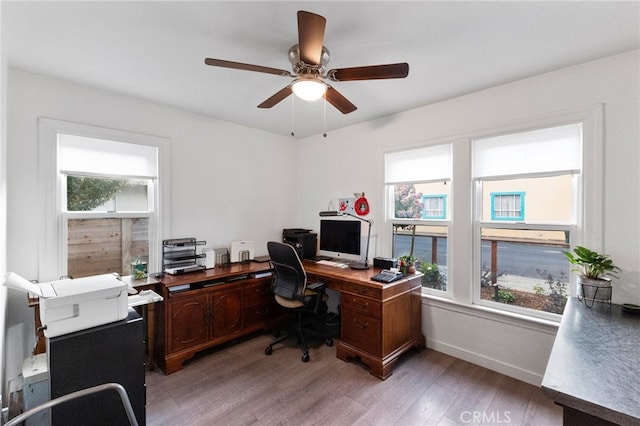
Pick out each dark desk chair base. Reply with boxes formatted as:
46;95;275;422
265;309;334;362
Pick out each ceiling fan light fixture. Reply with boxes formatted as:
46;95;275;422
291;78;327;101
204;11;407;115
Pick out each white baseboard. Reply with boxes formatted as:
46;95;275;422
426;337;543;386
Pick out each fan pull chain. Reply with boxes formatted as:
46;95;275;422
323;96;327;138
291;94;295;137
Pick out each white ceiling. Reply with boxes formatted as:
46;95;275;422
4;1;640;138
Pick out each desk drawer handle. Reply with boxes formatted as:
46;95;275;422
352;318;369;329
353;299;369;309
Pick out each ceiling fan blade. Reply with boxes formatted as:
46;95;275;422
327;63;409;82
324;86;357;114
205;58;293;77
297;11;326;65
257;85;293;109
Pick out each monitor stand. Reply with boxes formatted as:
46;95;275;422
350;262;370;270
313;255;333;261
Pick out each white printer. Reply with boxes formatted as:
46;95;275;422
3;272;131;337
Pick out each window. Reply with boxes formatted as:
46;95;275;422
491;192;524;221
473;123;581;316
66;176;150;213
38;119;168;281
384;144;451;293
64;176;152;278
59;134;158;278
379;105;602;321
422;195;447;219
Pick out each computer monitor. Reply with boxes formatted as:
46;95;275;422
318;219;362;262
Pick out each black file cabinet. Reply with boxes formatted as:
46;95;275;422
48;310;145;425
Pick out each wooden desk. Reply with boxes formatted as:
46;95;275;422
155;263;288;375
156;261;425;379
303;261;426;380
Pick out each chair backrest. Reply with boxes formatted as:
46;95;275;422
267;241;307;301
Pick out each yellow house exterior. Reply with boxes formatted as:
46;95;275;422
413;174;572;245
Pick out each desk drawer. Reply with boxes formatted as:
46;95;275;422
342;310;381;355
342;282;381;299
245;280;272;305
342;294;381;318
244;302;273;327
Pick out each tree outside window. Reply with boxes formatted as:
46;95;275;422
67;176;129;211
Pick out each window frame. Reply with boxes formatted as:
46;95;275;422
490;191;525;221
378;104;603;322
388;194;451;296
472;122;584;319
63;174;153;214
471;124;588;319
38;118;170;281
383;142;453;297
475;176;576;320
421;194;447;219
61;174;155;277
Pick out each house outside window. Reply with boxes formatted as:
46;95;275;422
421;194;447;219
491;192;524;221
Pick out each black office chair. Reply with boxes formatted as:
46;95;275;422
264;241;333;362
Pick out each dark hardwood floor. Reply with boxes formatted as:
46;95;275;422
145;333;561;425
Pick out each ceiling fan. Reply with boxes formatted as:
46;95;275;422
204;10;409;114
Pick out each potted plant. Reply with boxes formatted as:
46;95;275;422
563;246;620;305
398;255;416;276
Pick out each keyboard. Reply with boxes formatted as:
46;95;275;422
316;259;349;268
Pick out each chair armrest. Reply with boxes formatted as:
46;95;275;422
307;280;327;292
305;280;328;314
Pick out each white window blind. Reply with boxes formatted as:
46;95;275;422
58;134;158;179
472;123;582;179
384;144;452;184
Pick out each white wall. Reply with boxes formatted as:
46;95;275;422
5;69;296;387
296;50;640;385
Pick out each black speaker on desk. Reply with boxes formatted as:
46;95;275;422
373;257;398;270
48;310;145;426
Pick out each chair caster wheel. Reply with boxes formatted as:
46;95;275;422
326;338;334;347
301;353;310;362
265;345;273;356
